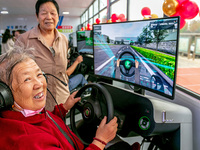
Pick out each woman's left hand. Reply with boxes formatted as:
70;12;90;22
63;91;81;111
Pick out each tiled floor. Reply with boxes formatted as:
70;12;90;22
177;56;200;94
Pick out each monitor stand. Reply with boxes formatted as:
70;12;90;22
133;85;145;95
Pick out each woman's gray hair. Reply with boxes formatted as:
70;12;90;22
0;46;35;87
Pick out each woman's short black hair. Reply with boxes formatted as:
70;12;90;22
35;0;59;16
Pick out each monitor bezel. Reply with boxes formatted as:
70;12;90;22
92;16;180;100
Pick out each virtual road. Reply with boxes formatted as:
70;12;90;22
94;45;173;95
77;41;93;54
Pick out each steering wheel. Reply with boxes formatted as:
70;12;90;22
118;51;136;77
70;83;114;145
68;52;81;75
150;75;164;92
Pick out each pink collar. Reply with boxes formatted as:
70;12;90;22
14;101;44;117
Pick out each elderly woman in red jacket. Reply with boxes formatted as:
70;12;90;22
0;47;121;150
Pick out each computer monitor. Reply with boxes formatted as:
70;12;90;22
93;17;180;99
68;32;77;48
77;30;93;54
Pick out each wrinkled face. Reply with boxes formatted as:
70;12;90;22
11;58;47;111
37;2;59;32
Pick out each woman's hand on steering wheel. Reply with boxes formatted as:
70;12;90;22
95;116;118;143
63;91;81;111
75;55;83;64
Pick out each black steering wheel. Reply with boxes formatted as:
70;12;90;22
70;83;114;145
118;51;136;77
150;75;164;92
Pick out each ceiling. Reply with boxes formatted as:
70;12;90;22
0;0;93;17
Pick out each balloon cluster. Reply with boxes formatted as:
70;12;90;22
141;7;159;19
162;0;200;29
110;13;127;22
80;23;92;31
103;13;126;23
80;13;127;30
93;13;126;25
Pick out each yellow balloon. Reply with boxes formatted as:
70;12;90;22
107;19;112;23
143;17;150;20
162;0;178;16
151;14;158;18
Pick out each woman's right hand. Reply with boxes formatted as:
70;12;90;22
92;116;118;149
62;91;81;111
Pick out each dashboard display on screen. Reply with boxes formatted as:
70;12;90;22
93;17;179;99
77;30;93;54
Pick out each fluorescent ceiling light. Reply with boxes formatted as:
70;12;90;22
1;11;9;14
63;12;69;15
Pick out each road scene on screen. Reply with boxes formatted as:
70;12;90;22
93;18;179;97
77;31;93;54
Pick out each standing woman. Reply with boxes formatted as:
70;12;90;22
16;0;81;111
1;29;14;54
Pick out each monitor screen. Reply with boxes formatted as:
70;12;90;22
68;32;77;48
68;33;73;48
77;30;93;54
93;17;179;99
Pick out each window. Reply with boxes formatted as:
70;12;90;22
99;8;107;23
81;15;84;24
129;0;163;20
176;0;200;95
93;15;99;23
81;13;86;23
111;0;127;18
85;10;89;21
94;0;99;15
100;0;107;10
89;4;93;19
89;18;93;25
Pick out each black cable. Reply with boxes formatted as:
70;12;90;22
45;73;68;86
47;88;80;150
47;88;64;121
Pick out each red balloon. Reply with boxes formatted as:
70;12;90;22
111;14;118;22
87;23;90;27
96;18;100;24
180;18;186;29
176;0;189;4
171;12;186;29
179;1;199;19
141;7;151;17
118;14;125;21
120;17;127;22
